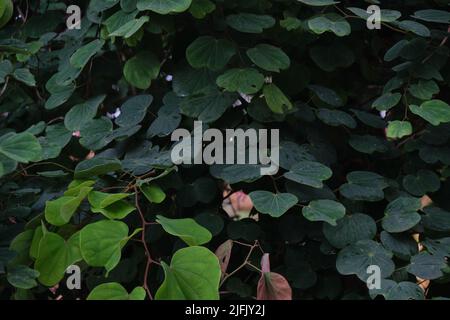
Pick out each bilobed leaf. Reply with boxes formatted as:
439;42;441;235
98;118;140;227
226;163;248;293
70;39;105;69
186;36;236;71
412;9;450;24
116;94;153;127
87;283;146;300
189;0;215;19
35;232;82;286
226;14;275;33
307;14;351;37
80;220;134;273
302;199;346;226
349;135;389;154
12;68;36;86
156;215;212;246
336;239;395;281
263;84;293;114
409;80;439;100
64;95;105;131
340;171;388;202
381;197;421;233
323;213;377;248
409;100;450;126
348;7;401;22
216;68;265;94
7;265;39;289
407;253;446;280
421;207;450;232
370;280;424;300
155;246;221;300
124;52;160;89
284;161;332;188
386;121;412;139
0;132;42;163
246;44;290;73
308;85;343;107
249;191;298;218
317;109;356;129
109;16;149;38
74;157;122;179
372;92;402;111
136;0;192;14
402;170;440;196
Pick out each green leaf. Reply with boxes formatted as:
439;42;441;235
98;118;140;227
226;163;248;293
12;68;36;86
409;100;450;126
349;135;389;154
323;213;377;248
109;16;149;38
308;85;343;107
396;20;430;37
136;0;192;14
35;232;82;286
284;161;332;188
87;191;135;219
0;132;42;163
402;170;440;197
88;191;131;208
155;246;221;300
407;253;446;280
226;14;275;33
124;52;160;89
189;0;215;19
64;95;106;131
372;93;402;111
74;157;122;179
381;197;421;233
116;94;153;127
380;231;418;260
249;191;298;218
317;109;356;129
70;39;105;69
80;220;133;273
216;68;265;94
0;0;13;29
246;44;290;73
386;121;412;139
302;199;345;226
340;171;388;202
412;9;450;24
180;87;237;123
307;14;351;37
310;42;354;72
370;280;424;300
409;80;439;100
263;84;293;114
45;186;92;226
7;265;39;289
336;240;395;281
422;207;450;232
298;0;339;6
87;283;146;300
348;7;401;22
186;36;236;71
156;215;212;246
140;183;166;203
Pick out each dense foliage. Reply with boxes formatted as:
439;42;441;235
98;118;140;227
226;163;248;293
1;0;450;300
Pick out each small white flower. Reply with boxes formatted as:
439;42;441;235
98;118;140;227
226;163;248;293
379;110;387;119
232;99;242;107
165;74;173;82
107;108;121;119
239;92;253;103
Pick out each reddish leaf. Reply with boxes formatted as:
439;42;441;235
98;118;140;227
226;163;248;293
215;240;233;277
257;272;292;300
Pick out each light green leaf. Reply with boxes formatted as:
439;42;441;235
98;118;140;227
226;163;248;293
409;100;450;126
140;183;166;203
263;84;293;114
35;232;82;286
386;121;412;139
156;215;212;246
155;246;221;300
80;220;133;272
87;282;146;300
302;199;345;226
109;16;149;38
307;14;351;37
249;191;298;218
